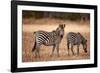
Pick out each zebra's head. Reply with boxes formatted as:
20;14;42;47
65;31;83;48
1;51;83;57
56;24;65;38
77;32;87;53
83;39;87;53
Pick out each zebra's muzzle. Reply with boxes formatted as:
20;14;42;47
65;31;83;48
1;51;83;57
84;49;87;53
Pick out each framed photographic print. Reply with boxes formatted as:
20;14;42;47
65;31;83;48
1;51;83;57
11;0;97;72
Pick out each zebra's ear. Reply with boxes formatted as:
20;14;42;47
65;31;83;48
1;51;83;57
63;24;65;28
77;32;80;34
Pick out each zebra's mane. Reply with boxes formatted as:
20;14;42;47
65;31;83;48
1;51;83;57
77;32;87;42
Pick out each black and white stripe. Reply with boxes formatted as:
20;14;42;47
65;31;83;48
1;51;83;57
67;32;87;55
32;24;65;57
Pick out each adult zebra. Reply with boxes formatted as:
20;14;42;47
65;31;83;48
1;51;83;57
32;24;65;58
67;32;87;56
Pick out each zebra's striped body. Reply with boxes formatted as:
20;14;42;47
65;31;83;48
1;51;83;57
34;30;59;46
67;32;87;55
32;24;65;57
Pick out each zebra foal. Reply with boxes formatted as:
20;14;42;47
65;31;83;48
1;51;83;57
67;32;87;56
32;24;65;57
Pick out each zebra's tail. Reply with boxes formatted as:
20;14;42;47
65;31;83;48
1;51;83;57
32;32;36;52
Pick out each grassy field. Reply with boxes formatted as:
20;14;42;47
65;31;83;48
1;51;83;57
22;19;90;62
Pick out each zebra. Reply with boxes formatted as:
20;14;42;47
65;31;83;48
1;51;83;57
32;24;65;58
67;32;87;56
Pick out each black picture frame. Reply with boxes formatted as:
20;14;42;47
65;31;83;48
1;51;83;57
11;0;97;72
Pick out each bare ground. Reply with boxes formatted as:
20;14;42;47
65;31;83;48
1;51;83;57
22;22;90;62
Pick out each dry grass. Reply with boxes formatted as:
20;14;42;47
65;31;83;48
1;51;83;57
22;20;90;62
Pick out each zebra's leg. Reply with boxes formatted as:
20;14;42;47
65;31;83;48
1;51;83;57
67;42;70;56
77;45;80;55
50;44;55;57
35;44;40;58
37;48;40;58
35;50;37;58
56;44;60;57
33;43;37;58
37;44;40;58
35;47;38;58
71;44;74;55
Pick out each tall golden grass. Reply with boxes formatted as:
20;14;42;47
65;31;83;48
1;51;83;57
22;20;90;62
